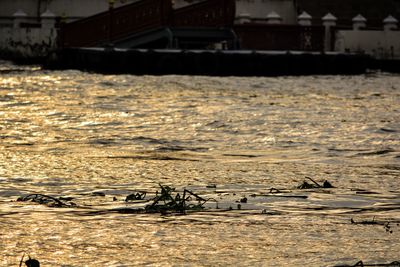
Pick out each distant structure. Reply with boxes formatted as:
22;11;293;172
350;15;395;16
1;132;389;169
296;0;400;27
0;0;400;62
0;0;297;24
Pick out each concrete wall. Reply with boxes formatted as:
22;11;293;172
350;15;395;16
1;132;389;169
0;19;57;60
235;0;296;24
335;30;400;59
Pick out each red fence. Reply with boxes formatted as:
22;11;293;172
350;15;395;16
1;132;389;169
110;0;171;40
234;24;325;51
59;0;236;48
172;0;235;27
59;0;171;47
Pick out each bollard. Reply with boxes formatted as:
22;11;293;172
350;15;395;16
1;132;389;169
322;13;337;51
352;14;367;30
41;10;56;29
266;11;282;25
298;11;312;26
13;10;27;29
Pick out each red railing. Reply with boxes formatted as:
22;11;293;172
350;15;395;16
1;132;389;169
59;0;236;48
59;0;172;47
60;12;109;47
234;24;325;51
172;0;235;27
110;0;171;40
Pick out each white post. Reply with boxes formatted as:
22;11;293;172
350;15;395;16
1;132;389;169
383;15;398;31
266;11;282;25
352;14;367;30
322;13;337;51
41;9;56;29
13;10;27;29
298;11;312;26
238;13;251;24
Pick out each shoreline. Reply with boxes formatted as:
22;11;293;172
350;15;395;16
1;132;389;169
2;48;400;76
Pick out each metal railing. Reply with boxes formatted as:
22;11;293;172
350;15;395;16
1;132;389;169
59;0;236;48
172;0;235;27
59;0;172;47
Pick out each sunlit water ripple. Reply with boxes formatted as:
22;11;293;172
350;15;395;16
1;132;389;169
0;60;399;266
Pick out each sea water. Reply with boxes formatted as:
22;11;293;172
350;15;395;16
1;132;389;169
0;60;399;266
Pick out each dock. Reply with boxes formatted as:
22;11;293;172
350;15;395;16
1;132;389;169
46;47;374;76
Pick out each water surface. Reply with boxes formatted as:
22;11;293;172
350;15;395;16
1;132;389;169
0;61;399;266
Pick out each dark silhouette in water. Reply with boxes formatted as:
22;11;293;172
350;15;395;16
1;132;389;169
19;255;40;267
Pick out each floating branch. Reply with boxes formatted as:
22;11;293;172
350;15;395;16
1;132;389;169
351;217;398;234
145;184;209;215
297;177;334;189
269;188;283;193
17;194;77;208
19;254;40;267
125;192;146;202
350;217;380;225
335;260;400;266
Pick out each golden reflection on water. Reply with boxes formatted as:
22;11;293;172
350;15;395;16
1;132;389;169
0;65;400;266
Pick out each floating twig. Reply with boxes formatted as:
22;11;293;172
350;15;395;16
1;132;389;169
125;192;146;202
351;217;397;233
145;184;209;214
335;260;400;267
17;194;76;208
297;177;334;189
19;254;40;267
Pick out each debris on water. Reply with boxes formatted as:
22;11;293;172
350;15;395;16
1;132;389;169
350;217;379;225
144;184;209;215
125;192;146;202
351;217;397;233
19;254;40;267
206;184;217;188
297;177;334;189
334;260;400;266
384;222;394;234
17;194;77;208
91;191;106;197
59;196;74;201
239;197;247;203
322;180;334;188
269;188;282;193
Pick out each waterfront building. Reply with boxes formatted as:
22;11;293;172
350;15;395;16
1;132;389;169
0;0;400;62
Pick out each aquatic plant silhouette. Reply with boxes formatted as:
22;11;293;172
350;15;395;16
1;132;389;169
19;254;40;267
17;194;76;207
297;177;334;189
145;184;208;214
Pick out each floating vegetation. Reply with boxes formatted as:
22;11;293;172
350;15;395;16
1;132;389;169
15;185;213;215
70;184;215;216
125;191;146;202
19;254;40;267
335;260;400;267
269;188;282;193
91;191;106;197
351;217;399;234
17;194;77;208
238;197;247;203
350;217;380;225
144;184;210;215
297;177;334;189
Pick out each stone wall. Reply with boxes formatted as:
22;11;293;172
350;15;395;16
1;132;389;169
0;11;57;62
335;30;400;59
